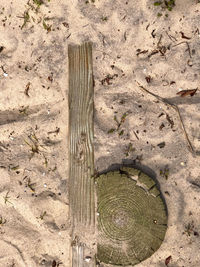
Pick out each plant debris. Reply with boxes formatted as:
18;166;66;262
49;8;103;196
62;22;69;28
166;114;174;128
3;192;12;205
148;35;168;58
157;141;165;148
180;31;191;40
154;1;162;6
154;0;176;11
71;235;79;246
184;221;199;237
145;76;152;83
101;74;118;85
107;128;115;134
176;89;197;97
172;41;192;59
0;216;7;226
160;166;169;179
47;127;60;134
124;143;135;157
107;112;129;137
52;260;62;267
148;49;159;58
114;112;129;130
43;155;48;167
136;49;148;56
33;0;43;7
159;123;165;130
0;46;4;53
136;81;195;154
151;29;156;38
26;177;36;192
48;73;53;82
43;18;52;32
165;255;172;266
20;11;30;29
9;165;20;171
39;211;47;220
19;106;29;115
24;82;31;97
24;132;46;159
118;129;124;136
189;180;200;189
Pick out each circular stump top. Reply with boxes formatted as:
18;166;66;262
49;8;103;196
96;167;167;266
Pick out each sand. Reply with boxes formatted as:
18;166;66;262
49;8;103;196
0;0;200;266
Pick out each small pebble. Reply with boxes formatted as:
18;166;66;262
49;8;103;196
41;259;46;265
84;256;91;262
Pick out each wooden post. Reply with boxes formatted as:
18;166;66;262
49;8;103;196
68;42;96;267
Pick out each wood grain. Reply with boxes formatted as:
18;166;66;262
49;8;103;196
68;42;96;267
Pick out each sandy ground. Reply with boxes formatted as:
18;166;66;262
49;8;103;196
0;0;200;266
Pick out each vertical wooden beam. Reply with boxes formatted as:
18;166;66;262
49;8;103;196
68;42;96;267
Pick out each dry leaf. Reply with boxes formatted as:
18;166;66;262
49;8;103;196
177;89;197;97
165;255;172;266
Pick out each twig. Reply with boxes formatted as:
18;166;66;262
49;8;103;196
135;81;195;155
4;191;12;205
148;50;159;58
172;41;192;58
136;49;148;56
99;32;106;46
133;131;139;140
157;34;163;48
165;31;177;42
124;31;127;41
172;41;187;48
186;42;192;58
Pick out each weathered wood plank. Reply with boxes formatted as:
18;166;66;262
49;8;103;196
68;42;96;267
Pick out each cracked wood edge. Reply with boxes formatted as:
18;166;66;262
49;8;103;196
68;42;96;267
